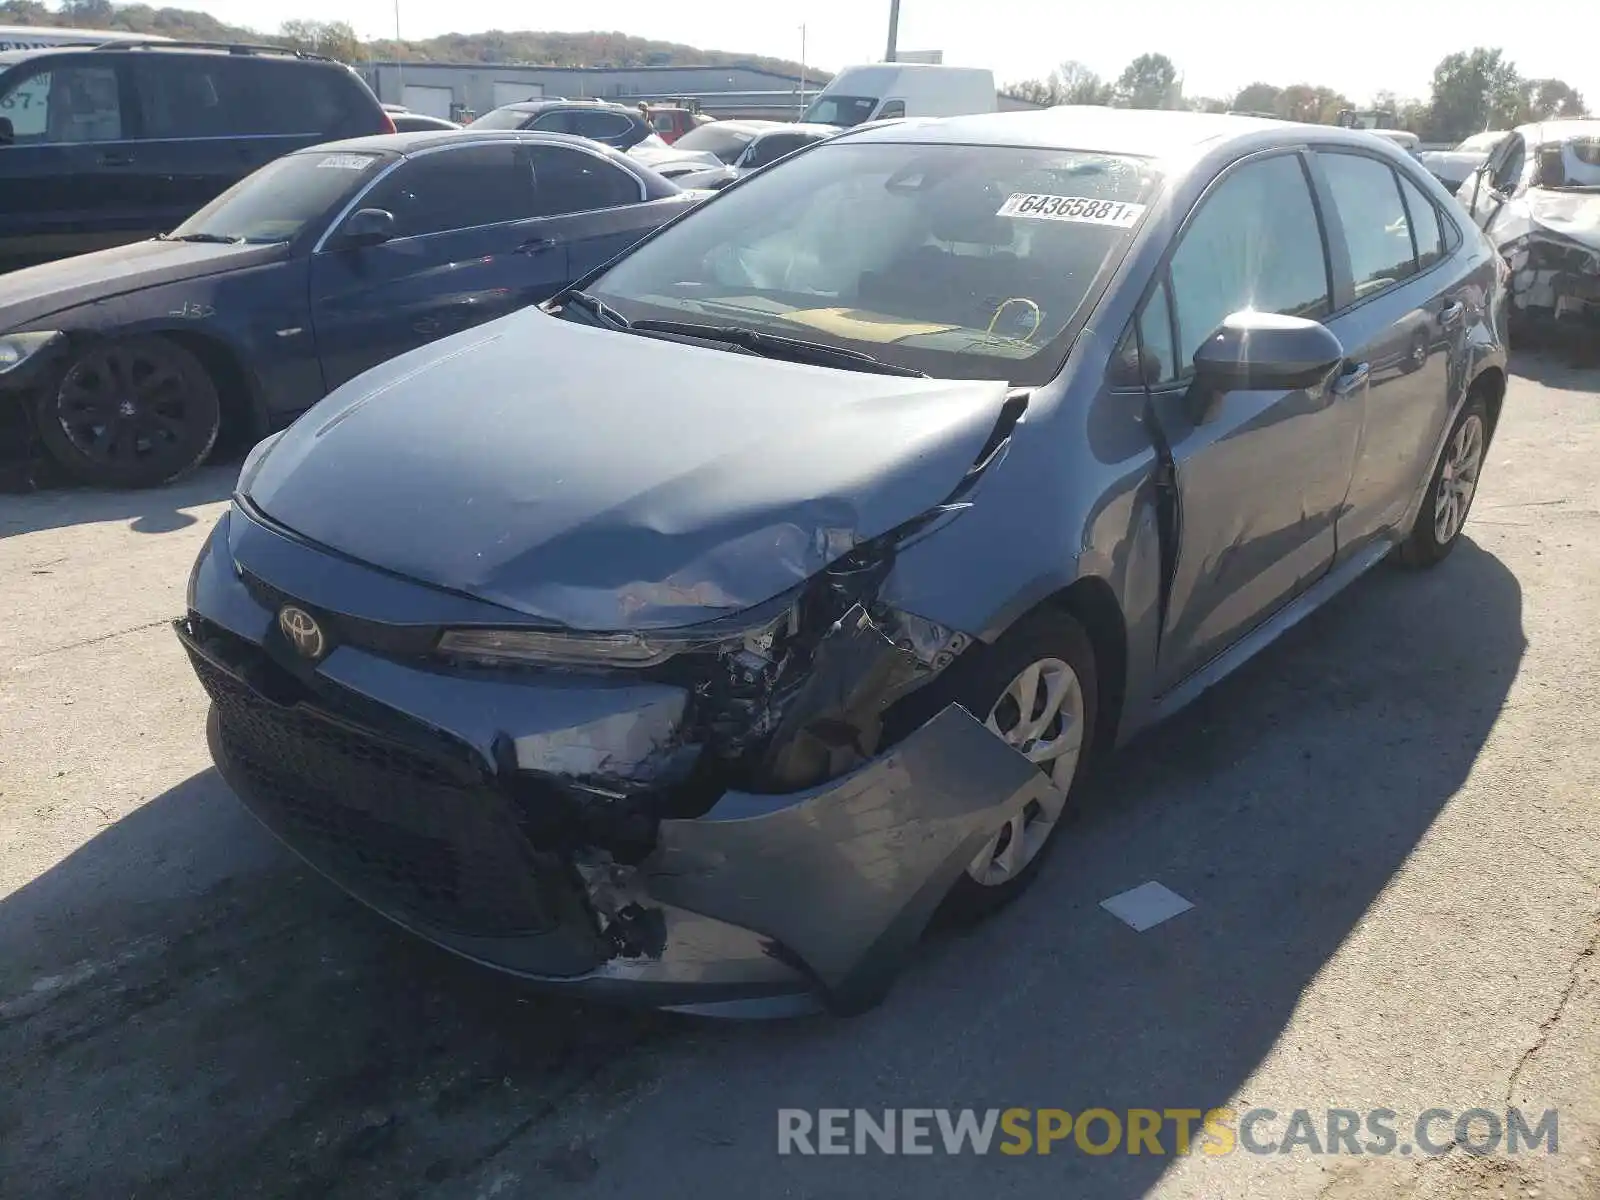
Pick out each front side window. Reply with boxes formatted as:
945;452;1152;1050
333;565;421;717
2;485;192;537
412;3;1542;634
527;145;640;214
588;141;1161;383
358;144;532;238
740;133;816;169
1319;152;1417;298
173;149;385;243
0;62;120;143
1167;153;1330;370
878;100;906;119
801;94;877;127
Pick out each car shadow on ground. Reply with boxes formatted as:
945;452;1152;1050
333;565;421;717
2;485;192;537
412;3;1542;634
0;539;1524;1198
1509;345;1600;386
0;463;239;539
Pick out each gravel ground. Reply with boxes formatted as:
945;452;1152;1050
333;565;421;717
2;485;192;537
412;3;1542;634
2;354;1597;1199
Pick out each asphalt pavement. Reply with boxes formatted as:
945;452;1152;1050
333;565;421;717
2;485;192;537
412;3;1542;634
2;354;1597;1200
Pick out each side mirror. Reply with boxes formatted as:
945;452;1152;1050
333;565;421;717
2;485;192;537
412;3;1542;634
1188;311;1344;420
0;117;13;146
333;207;396;249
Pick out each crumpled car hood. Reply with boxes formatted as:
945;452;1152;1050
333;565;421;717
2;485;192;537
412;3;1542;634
1489;188;1600;254
247;309;1012;630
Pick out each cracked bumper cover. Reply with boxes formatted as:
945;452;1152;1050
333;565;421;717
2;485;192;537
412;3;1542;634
183;509;1058;1014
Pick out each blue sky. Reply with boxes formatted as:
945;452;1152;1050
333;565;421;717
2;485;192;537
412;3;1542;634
189;0;1598;108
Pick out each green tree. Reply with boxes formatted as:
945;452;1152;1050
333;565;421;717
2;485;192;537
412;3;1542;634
1230;81;1282;114
1517;78;1586;122
1427;48;1523;142
1114;52;1179;109
280;19;362;63
1276;83;1349;124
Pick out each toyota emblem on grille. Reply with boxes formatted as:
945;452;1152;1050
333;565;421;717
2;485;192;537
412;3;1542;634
278;605;326;661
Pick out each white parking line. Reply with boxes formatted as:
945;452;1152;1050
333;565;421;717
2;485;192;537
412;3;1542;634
1099;881;1195;931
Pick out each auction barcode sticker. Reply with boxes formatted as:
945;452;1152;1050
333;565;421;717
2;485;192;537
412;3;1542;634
997;194;1146;227
317;154;372;170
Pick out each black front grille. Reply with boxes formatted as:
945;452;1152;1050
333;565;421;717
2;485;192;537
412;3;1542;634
183;631;574;937
239;570;441;659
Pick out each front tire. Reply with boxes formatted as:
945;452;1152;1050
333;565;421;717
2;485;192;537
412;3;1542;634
906;609;1098;919
35;336;221;489
1395;395;1488;568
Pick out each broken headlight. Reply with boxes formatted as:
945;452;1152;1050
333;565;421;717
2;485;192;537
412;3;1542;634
435;603;797;670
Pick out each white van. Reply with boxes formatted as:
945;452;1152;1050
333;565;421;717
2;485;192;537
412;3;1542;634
802;63;995;127
0;25;168;52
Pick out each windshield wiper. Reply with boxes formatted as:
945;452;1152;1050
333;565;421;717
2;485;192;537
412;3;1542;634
160;232;246;244
552;289;631;328
628;319;928;377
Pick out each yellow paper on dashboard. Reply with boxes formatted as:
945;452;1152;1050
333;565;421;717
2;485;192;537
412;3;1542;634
779;307;959;343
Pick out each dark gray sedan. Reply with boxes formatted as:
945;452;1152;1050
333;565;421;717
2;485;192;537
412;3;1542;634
177;108;1508;1015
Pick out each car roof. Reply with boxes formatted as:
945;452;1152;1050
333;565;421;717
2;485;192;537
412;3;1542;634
305;129;638;156
753;123;840;140
499;98;634;114
837;105;1387;165
1514;118;1600;144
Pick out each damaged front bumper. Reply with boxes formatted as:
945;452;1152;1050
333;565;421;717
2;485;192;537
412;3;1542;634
1504;232;1600;325
180;505;1057;1015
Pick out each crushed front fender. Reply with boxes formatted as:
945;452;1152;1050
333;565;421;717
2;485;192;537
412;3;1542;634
646;704;1062;1015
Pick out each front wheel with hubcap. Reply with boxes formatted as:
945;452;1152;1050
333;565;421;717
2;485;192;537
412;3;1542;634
907;608;1097;919
1395;395;1488;568
35;336;221;488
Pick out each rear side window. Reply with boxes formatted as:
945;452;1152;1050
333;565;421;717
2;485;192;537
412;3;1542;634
568;109;634;143
1318;152;1417;298
527;145;641;213
135;58;375;139
1167;153;1331;369
0;61;122;143
1395;171;1445;270
359;143;533;237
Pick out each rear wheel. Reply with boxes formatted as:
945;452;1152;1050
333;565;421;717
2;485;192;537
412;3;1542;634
916;609;1098;919
1395;395;1488;568
35;336;220;489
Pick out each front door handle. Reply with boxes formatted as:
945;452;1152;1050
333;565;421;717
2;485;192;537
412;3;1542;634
1331;361;1370;396
516;236;560;255
98;151;134;167
1439;301;1466;328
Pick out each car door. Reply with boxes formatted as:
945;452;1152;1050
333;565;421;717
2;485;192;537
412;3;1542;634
1135;150;1365;693
0;54;135;269
308;141;557;391
520;143;673;281
1311;149;1471;555
1462;130;1526;231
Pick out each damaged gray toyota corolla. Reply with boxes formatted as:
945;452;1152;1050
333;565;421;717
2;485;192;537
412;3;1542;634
178;109;1508;1015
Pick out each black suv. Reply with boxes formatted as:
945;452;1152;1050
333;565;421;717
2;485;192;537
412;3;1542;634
0;41;392;273
466;99;664;151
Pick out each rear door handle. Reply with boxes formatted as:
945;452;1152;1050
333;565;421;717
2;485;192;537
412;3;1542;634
516;236;560;255
98;151;134;167
1439;301;1465;327
1332;361;1370;396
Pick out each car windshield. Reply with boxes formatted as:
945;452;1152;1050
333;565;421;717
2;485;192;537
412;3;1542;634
671;123;761;161
802;95;877;127
467;106;532;130
586;141;1160;384
1458;132;1506;153
168;150;386;243
1536;135;1600;190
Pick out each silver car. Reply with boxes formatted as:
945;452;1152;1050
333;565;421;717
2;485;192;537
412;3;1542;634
178;108;1509;1016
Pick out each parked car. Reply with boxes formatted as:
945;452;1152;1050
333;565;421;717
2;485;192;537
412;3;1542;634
390;112;461;133
1458;119;1600;331
671;122;842;190
177;108;1507;1016
0;40;395;273
627;119;781;180
467;98;666;151
1420;130;1509;191
0;130;697;487
1363;128;1421;157
645;104;713;144
802;62;996;125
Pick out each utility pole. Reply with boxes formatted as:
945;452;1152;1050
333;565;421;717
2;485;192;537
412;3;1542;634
884;0;899;62
799;24;807;116
393;0;404;100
